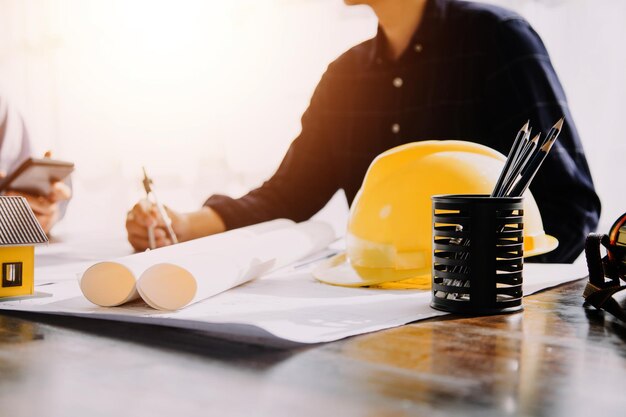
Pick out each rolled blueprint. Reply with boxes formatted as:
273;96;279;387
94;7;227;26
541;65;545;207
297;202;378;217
80;219;335;310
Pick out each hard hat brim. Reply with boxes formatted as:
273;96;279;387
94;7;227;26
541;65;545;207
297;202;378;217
314;234;559;288
524;234;559;258
313;253;401;288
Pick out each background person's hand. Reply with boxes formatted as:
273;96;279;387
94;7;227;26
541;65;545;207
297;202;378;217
0;158;71;234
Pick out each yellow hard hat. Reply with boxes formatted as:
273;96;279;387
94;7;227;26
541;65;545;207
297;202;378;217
313;140;558;289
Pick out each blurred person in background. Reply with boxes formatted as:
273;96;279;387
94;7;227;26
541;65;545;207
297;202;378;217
126;0;600;262
0;95;71;233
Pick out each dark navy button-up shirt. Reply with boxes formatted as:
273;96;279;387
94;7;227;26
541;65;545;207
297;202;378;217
206;0;601;263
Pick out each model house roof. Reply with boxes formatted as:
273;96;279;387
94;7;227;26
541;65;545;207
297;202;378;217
0;196;48;246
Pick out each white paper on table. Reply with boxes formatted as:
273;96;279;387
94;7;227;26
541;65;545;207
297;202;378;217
0;258;589;347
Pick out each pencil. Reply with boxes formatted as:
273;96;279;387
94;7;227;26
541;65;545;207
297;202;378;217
501;133;540;196
505;128;531;185
509;118;563;197
539;117;563;148
493;121;529;197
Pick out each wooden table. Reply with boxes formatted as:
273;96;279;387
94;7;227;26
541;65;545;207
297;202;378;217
1;278;625;417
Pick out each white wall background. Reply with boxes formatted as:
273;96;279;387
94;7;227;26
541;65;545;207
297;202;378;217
0;0;624;233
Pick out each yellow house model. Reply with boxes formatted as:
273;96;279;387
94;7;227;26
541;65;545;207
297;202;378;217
0;196;48;298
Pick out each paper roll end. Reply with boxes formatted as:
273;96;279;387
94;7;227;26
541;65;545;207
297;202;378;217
80;262;138;307
137;263;197;311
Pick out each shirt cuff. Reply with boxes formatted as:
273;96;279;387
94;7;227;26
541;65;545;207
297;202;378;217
203;194;246;231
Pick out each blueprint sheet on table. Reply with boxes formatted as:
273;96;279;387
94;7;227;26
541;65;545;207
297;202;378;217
0;238;588;346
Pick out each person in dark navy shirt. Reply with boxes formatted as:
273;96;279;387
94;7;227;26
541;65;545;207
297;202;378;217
126;0;601;263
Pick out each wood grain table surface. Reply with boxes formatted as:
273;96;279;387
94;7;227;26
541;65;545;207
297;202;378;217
1;277;626;417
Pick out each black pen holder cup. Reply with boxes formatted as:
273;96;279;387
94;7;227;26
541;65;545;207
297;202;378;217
431;194;524;315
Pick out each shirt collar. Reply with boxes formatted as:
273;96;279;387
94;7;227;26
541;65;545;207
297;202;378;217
369;0;447;67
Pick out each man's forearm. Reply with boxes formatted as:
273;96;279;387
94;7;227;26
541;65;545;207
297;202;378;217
180;206;227;241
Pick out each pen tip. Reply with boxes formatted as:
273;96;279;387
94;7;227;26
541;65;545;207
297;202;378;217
554;117;564;130
522;120;530;132
531;133;540;143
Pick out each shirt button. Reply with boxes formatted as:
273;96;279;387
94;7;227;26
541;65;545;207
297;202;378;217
392;77;403;88
391;123;400;134
414;43;423;52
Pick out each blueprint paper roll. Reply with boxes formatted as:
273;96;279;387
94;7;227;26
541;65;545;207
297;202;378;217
79;219;335;310
137;255;273;311
79;219;294;308
136;221;336;310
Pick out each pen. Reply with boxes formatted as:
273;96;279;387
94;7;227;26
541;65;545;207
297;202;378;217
142;167;178;245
